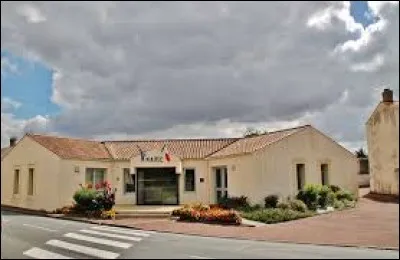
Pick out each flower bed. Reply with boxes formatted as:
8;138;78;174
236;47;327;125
172;204;242;225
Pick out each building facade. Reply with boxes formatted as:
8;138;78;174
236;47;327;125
1;125;359;211
366;89;399;196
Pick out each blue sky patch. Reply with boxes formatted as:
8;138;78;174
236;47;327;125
1;50;60;119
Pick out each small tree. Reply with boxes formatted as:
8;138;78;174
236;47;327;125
355;148;367;158
243;127;269;137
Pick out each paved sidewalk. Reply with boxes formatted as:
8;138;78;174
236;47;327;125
91;197;399;250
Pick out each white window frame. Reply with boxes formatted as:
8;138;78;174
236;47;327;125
85;168;107;186
123;168;136;194
215;167;228;201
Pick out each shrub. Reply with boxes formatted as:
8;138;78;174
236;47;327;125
342;199;356;208
335;190;355;202
242;208;314;224
264;195;279;208
288;199;308;212
218;196;249;210
318;186;335;209
333;200;345;210
73;188;97;209
277;201;291;210
72;182;116;214
296;184;321;210
328;185;341;193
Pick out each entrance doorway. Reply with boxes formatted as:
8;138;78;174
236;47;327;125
136;167;179;205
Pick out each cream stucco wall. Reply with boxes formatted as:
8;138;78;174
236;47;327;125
1;137;62;211
256;127;359;201
58;159;114;207
207;155;261;204
366;102;399;195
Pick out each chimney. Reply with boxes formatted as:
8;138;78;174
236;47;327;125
382;88;393;103
10;137;17;147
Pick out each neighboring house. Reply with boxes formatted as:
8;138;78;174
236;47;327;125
1;137;16;161
1;125;359;211
366;88;399;196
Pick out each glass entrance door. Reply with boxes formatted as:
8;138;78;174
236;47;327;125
215;167;228;203
137;167;179;205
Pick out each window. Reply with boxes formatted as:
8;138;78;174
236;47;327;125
13;169;20;194
215;167;228;202
296;164;305;190
123;168;135;193
321;164;329;186
184;169;196;191
28;168;34;195
85;168;106;187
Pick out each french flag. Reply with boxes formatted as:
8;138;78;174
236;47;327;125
161;144;171;162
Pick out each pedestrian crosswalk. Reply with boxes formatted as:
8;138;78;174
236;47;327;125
22;225;154;259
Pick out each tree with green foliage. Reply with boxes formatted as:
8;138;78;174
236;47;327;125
355;148;367;158
243;127;269;137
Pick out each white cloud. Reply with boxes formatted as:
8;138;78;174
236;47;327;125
350;53;384;71
1;1;398;151
1;97;21;111
1;56;18;76
1;113;51;147
16;3;46;23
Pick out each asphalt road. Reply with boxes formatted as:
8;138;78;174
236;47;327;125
1;210;399;259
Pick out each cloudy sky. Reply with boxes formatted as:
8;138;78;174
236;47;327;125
1;1;399;152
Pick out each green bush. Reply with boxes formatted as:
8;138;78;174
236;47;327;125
242;208;314;224
277;201;291;210
333;200;345;210
335;190;355;202
318;186;335;209
296;184;321;210
328;185;341;193
288;199;308;212
264;195;279;208
218;196;250;210
342;199;356;208
73;188;97;209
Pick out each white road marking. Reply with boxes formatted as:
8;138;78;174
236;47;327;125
189;255;216;259
91;226;151;237
23;247;73;259
64;232;132;249
79;229;143;242
23;223;57;232
46;239;120;259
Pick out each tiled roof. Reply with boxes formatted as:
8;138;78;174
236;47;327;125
208;125;310;158
28;134;111;160
1;147;12;161
103;139;239;160
22;125;311;160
